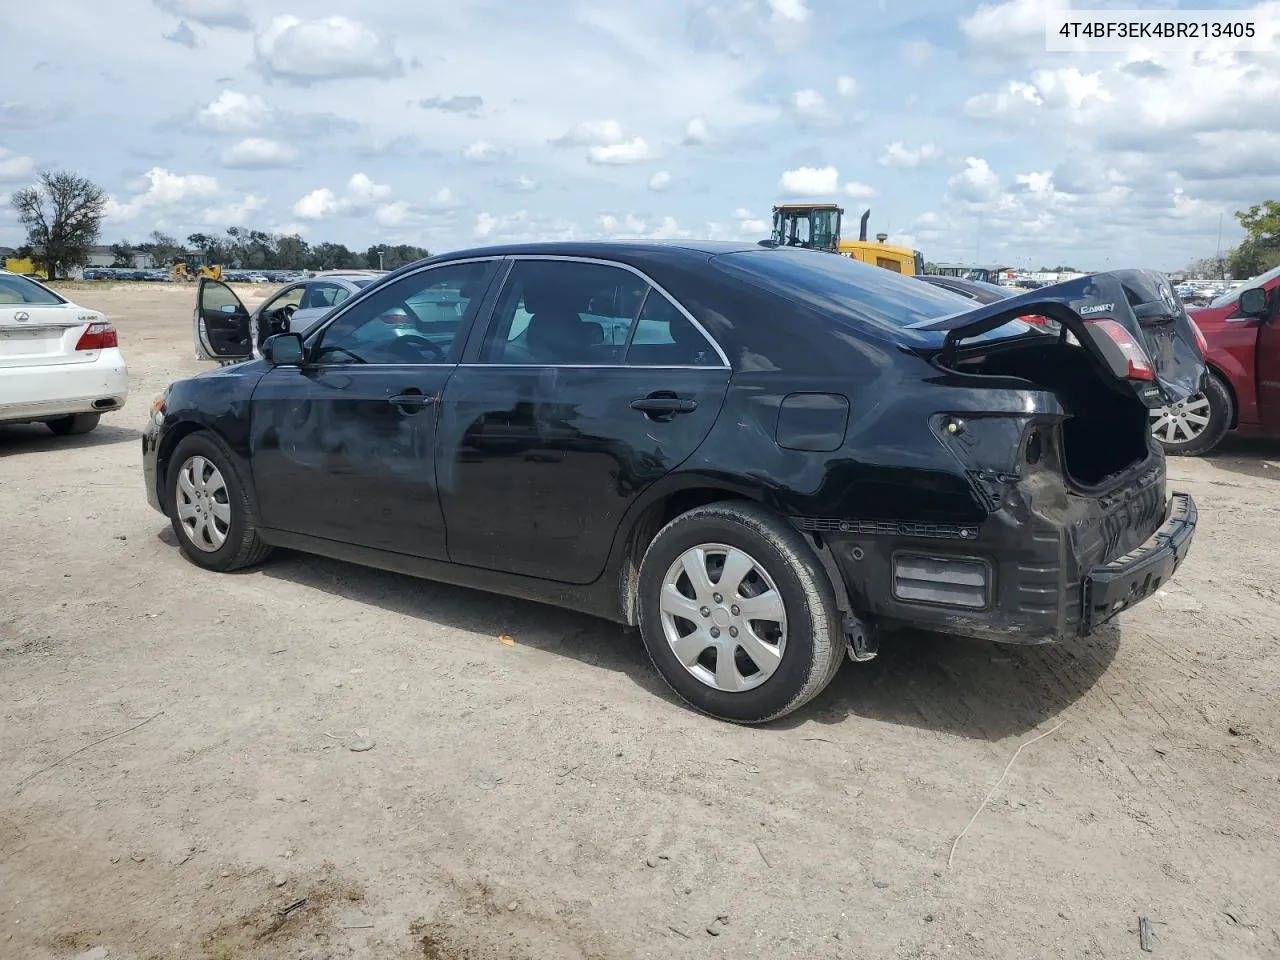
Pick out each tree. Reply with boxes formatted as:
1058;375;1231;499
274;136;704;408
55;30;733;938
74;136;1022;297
139;230;183;269
1230;200;1280;278
9;170;107;279
274;234;310;269
308;242;359;270
110;241;135;268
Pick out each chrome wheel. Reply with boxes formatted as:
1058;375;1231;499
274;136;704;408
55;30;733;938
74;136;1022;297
658;543;787;693
174;455;231;552
1149;393;1211;445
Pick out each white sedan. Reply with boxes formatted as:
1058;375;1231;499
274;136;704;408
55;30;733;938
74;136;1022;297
0;270;128;435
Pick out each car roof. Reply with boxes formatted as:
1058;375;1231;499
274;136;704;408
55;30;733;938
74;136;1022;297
421;239;764;265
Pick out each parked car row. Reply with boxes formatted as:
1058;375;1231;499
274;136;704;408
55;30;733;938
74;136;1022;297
144;241;1206;723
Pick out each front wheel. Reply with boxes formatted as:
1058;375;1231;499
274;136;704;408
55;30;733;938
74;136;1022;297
636;501;844;724
1149;372;1232;456
166;432;272;572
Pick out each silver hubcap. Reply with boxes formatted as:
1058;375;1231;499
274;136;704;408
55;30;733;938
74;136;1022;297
175;455;231;552
659;543;787;693
1149;393;1211;444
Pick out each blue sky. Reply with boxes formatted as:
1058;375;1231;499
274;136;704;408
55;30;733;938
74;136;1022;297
2;0;1278;270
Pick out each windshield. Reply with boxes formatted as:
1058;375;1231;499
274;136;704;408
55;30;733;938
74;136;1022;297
716;248;1032;343
1210;262;1280;308
0;273;67;305
352;279;375;288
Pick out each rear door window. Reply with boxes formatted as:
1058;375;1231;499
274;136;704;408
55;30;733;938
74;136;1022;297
477;259;648;365
624;291;722;366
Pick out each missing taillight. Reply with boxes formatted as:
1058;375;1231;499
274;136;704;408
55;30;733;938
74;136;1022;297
1084;318;1155;381
1025;429;1042;465
74;321;118;351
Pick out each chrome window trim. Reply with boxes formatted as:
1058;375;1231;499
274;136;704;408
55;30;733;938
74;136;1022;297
299;256;502;364
492;254;732;369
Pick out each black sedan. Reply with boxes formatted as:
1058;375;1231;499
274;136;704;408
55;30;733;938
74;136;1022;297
142;242;1205;724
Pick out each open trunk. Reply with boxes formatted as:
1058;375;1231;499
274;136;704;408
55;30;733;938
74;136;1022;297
944;336;1153;489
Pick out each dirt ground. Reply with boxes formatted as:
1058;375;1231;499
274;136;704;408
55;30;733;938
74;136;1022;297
2;283;1279;960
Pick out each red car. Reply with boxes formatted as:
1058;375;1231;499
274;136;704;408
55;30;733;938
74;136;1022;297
1151;264;1280;455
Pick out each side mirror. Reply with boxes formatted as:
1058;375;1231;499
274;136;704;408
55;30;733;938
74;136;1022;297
1239;286;1268;317
263;333;305;366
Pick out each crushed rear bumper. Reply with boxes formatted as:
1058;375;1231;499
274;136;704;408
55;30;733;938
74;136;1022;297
1083;492;1195;630
806;470;1197;645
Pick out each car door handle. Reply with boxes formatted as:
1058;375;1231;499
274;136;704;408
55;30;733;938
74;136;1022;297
631;394;698;418
389;389;437;412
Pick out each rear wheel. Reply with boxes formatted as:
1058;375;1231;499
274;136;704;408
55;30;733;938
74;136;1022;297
1149;372;1232;456
636;501;844;724
45;413;100;436
166;432;272;572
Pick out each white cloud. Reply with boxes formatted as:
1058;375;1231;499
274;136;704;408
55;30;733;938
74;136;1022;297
549;119;654;163
152;0;251;30
553;119;627;147
201;194;266;225
293;188;340;220
683;117;710;145
0;148;34;182
960;0;1071;57
103;167;219;221
792;89;825;117
844;181;877;199
779;165;839;195
599;213;692;240
878;141;941;168
253;15;405;85
197;90;272;133
374;201;410;227
649;170;672;191
495;174;539;192
292;172;392;219
462;140;514;163
767;0;811;23
588;138;653;165
473;210;580;243
948;157;1002;203
836;75;856;97
220;137;295;168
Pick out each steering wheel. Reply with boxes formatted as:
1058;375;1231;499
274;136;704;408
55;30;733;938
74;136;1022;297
387;334;446;361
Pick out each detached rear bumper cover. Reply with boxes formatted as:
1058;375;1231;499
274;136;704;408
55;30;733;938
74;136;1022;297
813;478;1197;644
1084;492;1195;630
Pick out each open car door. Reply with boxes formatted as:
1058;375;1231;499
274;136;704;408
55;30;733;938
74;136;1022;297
912;269;1207;407
193;276;252;362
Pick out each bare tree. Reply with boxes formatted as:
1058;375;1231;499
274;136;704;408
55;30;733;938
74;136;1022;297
9;170;107;279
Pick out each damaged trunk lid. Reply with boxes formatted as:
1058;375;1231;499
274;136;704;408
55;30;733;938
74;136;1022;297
910;269;1207;406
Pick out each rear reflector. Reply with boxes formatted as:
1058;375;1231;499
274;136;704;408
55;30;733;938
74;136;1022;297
892;554;990;610
74;322;118;351
1084;318;1155;381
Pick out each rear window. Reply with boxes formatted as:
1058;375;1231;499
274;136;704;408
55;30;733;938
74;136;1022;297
715;249;974;339
0;273;66;305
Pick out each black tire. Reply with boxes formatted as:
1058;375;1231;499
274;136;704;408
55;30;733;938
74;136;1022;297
636;500;844;724
46;412;100;436
166;431;272;572
1152;372;1232;457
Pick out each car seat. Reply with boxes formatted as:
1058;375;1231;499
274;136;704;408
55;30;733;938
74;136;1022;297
522;283;596;363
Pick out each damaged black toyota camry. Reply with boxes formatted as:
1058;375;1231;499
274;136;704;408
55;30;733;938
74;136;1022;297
142;241;1205;724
